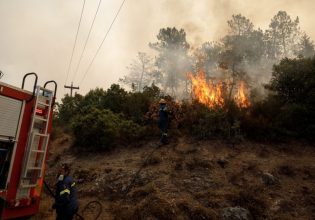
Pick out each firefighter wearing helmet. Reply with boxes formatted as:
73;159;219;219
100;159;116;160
158;98;169;145
52;163;79;220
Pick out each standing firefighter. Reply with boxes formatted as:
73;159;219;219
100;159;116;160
158;99;169;145
53;163;79;220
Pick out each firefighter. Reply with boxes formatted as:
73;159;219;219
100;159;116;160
52;163;78;220
158;98;169;145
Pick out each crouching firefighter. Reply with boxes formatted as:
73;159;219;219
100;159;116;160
52;163;79;220
158;99;169;145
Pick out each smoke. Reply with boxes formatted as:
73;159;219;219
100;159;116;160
0;0;314;100
144;2;315;100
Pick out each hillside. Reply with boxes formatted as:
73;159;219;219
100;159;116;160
34;133;315;220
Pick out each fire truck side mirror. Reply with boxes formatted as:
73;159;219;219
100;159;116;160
22;72;38;102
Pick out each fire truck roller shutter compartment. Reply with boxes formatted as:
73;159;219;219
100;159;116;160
0;95;22;190
0;95;22;139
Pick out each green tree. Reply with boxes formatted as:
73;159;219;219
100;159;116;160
77;85;128;114
295;33;315;58
266;11;300;58
123;84;161;124
221;15;265;69
80;88;106;110
268;57;315;104
227;14;254;36
119;52;162;91
218;15;268;102
266;56;315;138
195;42;222;78
218;28;257;99
243;56;315;140
58;93;83;124
103;84;128;113
149;27;192;96
221;29;265;67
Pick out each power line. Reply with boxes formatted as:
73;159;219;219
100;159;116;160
71;0;102;83
64;0;86;87
78;0;126;86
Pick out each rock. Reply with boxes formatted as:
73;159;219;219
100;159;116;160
262;172;279;185
221;206;252;220
121;185;127;192
183;180;192;184
77;178;84;183
270;199;281;212
193;177;202;182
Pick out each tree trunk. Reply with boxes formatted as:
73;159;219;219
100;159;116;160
138;63;145;92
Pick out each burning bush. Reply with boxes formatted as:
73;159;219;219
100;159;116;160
145;95;182;128
188;70;251;109
144;87;248;140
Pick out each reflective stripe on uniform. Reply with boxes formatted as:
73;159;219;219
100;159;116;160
71;182;76;187
60;189;70;196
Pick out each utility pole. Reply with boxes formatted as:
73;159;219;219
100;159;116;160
64;82;79;97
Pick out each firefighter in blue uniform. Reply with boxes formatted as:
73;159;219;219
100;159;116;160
53;163;78;220
158;99;169;145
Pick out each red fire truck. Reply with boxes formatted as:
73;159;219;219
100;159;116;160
0;73;57;219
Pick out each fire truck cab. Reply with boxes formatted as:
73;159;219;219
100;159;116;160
0;73;56;219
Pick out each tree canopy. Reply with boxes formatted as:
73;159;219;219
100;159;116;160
149;27;192;96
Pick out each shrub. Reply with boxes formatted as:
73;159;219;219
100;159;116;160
57;94;84;125
243;56;315;140
230;188;268;219
180;101;230;139
242;96;283;140
71;107;145;151
267;57;315;105
145;95;181;127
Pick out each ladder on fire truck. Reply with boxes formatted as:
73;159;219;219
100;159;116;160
17;83;56;198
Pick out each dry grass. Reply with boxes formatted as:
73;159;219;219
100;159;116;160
36;135;315;220
177;200;218;220
32;193;55;220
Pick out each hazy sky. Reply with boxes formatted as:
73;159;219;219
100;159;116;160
1;0;314;100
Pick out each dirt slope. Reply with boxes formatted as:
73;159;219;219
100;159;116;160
34;134;315;220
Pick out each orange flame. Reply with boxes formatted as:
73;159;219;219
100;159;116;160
188;71;224;108
188;70;250;109
234;81;250;108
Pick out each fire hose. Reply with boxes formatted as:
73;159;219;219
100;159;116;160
123;142;162;197
43;142;166;217
43;180;102;220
